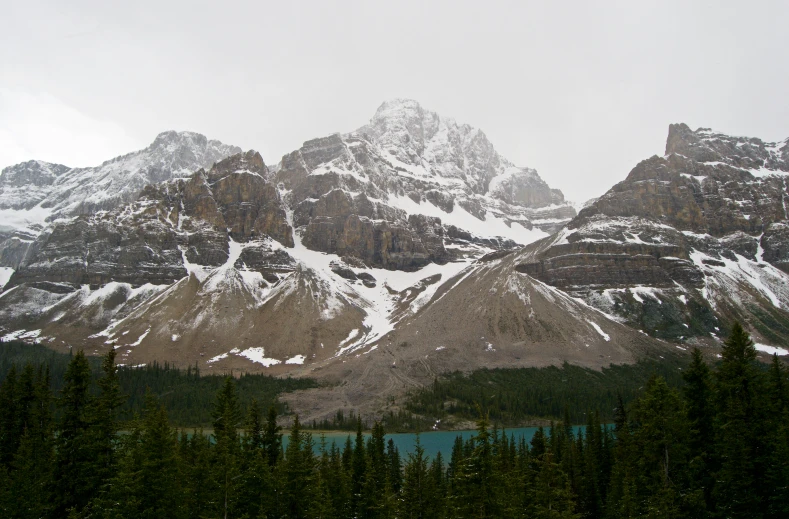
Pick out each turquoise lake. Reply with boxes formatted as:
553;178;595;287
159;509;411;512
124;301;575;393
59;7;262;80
289;426;588;460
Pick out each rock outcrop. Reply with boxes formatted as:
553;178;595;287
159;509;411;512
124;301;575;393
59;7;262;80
7;151;293;291
0;99;585;391
518;124;789;344
0;131;242;270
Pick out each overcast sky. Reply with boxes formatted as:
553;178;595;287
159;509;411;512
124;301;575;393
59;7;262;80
2;0;788;202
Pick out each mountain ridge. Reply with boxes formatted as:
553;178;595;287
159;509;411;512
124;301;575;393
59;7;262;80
2;104;787;422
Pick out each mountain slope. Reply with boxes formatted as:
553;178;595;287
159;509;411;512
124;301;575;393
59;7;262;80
0;131;241;272
0;100;579;368
519;123;789;349
12;105;784;423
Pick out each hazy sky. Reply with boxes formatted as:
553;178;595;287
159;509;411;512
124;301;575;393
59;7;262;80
2;0;788;202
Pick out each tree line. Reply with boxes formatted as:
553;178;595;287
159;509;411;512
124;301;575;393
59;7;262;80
0;322;788;518
0;341;317;426
404;355;688;425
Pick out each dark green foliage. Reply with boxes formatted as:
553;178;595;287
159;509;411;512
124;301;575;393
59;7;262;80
52;350;95;517
0;341;317;426
405;357;688;425
0;322;787;518
308;407;433;432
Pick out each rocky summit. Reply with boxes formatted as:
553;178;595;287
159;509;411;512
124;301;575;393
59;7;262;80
0;131;242;271
1;100;787;420
518;123;789;346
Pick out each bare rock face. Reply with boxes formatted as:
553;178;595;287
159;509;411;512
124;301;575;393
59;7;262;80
518;124;789;344
0;100;586;390
0;161;70;210
488;167;565;208
274;99;575;270
0;132;242;270
7;150;293;291
204;151;294;246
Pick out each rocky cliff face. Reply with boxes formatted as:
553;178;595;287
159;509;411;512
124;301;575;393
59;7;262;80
2;99;697;425
0;131;241;270
274;99;575;270
6;151;293;291
518;124;789;346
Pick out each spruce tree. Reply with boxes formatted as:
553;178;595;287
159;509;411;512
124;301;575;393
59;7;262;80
400;435;436;519
713;322;764;518
138;392;181;519
683;348;715;513
52;350;95;517
630;376;694;517
263;405;282;467
283;415;314;519
765;354;789;518
211;376;242;519
89;348;124;501
7;366;54;519
0;365;19;465
529;451;579;519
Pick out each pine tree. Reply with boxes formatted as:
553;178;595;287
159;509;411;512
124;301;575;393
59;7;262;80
211;376;242;519
630;376;694;517
180;429;212;519
400;435;436;519
283;415;314;519
246;398;263;451
52;350;95;517
453;413;500;518
263;405;282;467
683;348;714;514
89;348;124;503
7;366;54;519
138;392;181;519
0;365;19;465
352;417;367;515
713;322;765;518
387;438;402;494
529;451;579;519
765;355;789;518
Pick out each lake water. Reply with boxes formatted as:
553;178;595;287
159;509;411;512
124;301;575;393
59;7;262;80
292;426;588;460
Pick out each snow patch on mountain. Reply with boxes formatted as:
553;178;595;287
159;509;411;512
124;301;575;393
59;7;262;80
0;268;13;289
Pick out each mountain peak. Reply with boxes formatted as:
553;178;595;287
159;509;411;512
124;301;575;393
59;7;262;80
665;123;788;172
149;130;210;151
372;98;425;120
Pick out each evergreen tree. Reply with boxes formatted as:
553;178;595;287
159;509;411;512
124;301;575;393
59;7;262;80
713;322;765;518
453;413;500;518
683;348;715;513
263;405;282;467
180;430;213;519
52;350;95;517
400;435;436;519
529;451;579;519
246;398;263;451
387;438;403;494
283;415;314;519
765;355;789;519
89;348;124;502
352;417;367;515
7;366;54;519
211;376;242;519
0;365;19;465
138;392;181;519
630;376;696;517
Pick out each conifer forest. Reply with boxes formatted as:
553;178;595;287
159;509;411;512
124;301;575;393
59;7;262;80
0;322;788;518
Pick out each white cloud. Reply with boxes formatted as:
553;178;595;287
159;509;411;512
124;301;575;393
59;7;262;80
0;88;141;170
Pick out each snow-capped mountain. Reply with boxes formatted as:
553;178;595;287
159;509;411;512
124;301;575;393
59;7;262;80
0;131;241;269
0;100;578;373
273;99;575;272
520;123;789;348
5;100;787;422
